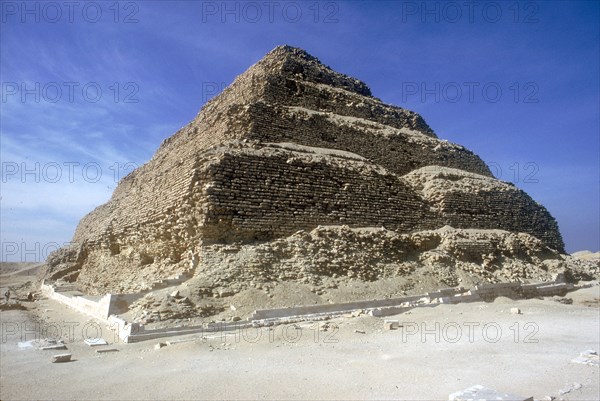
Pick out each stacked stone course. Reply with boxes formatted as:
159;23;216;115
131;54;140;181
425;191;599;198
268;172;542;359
43;45;566;294
403;167;564;251
196;143;431;242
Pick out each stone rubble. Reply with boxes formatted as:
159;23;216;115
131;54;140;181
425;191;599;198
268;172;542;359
571;350;599;367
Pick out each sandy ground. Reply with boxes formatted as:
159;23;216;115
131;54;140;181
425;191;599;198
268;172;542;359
1;268;599;400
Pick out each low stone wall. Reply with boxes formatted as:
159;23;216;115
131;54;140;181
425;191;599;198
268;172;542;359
41;282;169;321
108;293;146;315
107;315;140;343
41;283;143;342
41;282;113;319
125;281;583;342
123;321;255;343
250;295;426;320
42;280;586;343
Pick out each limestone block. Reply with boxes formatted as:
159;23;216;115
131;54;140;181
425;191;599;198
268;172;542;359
384;320;399;330
51;354;72;363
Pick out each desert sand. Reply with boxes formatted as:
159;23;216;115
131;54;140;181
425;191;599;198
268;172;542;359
1;263;598;400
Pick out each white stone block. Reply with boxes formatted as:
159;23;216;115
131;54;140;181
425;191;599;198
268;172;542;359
52;353;72;363
384;319;399;330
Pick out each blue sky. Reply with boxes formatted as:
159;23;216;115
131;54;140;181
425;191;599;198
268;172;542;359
1;0;599;262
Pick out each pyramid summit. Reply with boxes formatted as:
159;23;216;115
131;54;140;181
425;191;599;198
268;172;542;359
43;46;571;300
257;45;374;97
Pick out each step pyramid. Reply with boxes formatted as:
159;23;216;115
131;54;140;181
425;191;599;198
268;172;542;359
43;45;564;294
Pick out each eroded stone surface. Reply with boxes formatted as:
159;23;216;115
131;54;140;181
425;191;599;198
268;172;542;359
41;46;581;305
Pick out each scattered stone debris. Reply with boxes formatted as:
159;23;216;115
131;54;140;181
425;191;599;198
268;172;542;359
571;349;599;366
449;384;533;401
0;302;27;311
165;336;203;346
129;294;220;324
354;329;366;334
552;296;573;304
510;307;521;315
154;342;167;350
369;309;382;317
17;340;34;349
320;323;331;332
51;354;72;363
384;319;399;330
19;338;65;350
96;348;119;353
40;344;67;351
558;382;582;395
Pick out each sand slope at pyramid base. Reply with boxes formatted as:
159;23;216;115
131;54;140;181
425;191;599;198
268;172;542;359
120;226;597;327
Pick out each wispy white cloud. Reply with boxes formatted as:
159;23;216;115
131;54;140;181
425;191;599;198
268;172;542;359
1;0;598;261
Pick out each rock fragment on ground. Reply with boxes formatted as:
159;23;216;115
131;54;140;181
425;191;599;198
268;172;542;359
84;338;108;346
572;350;599;366
558;382;582;395
449;384;533;401
51;354;72;363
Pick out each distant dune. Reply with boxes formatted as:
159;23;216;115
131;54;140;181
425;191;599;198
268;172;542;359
0;262;43;276
572;250;600;261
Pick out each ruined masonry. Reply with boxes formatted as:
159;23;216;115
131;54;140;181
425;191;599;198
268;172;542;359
42;45;567;298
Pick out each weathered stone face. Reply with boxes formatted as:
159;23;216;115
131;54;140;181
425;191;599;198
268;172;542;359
403;166;564;251
196;142;433;242
46;45;565;294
